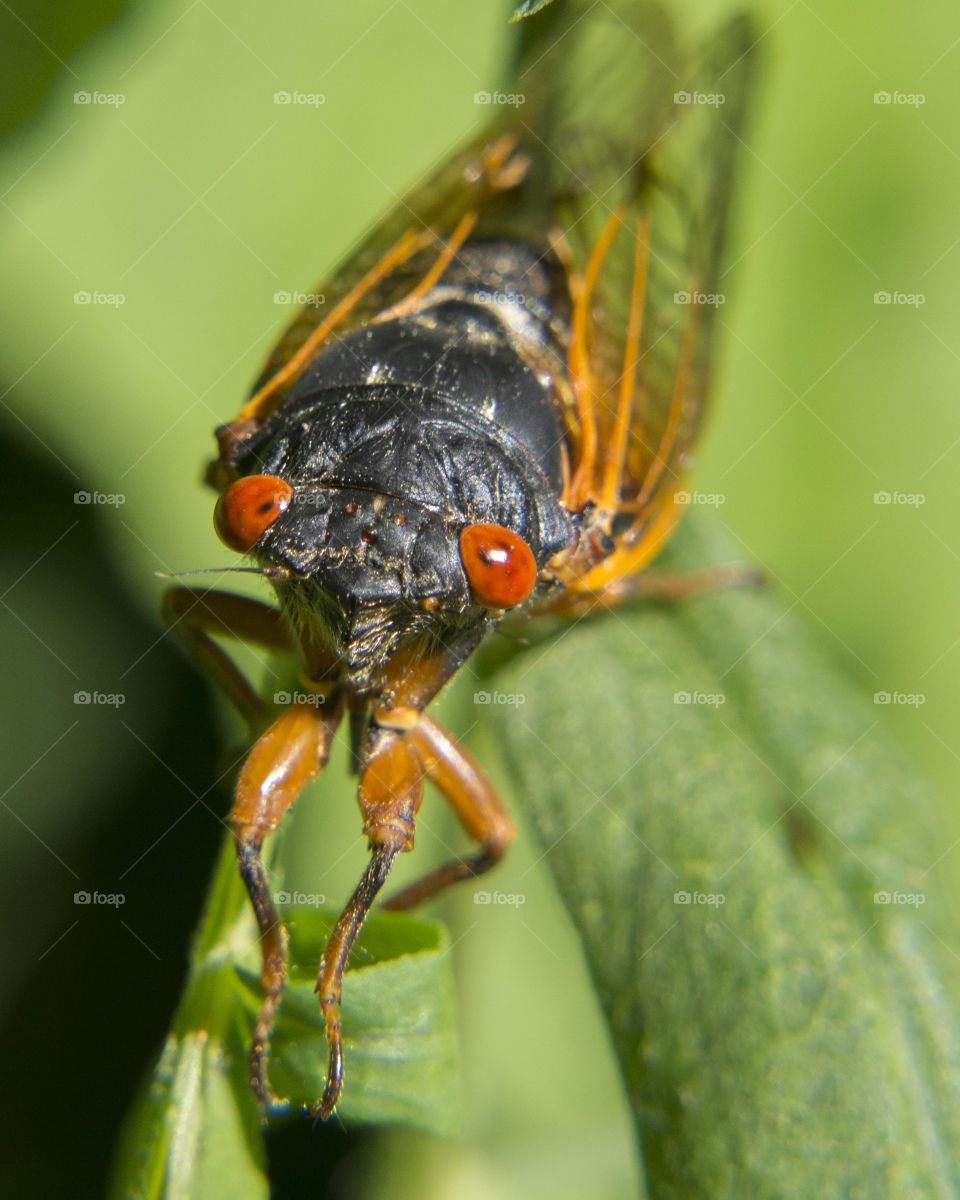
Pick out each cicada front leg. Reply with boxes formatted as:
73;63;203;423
164;585;346;1111
311;696;513;1119
379;714;515;911
311;727;423;1118
232;699;342;1113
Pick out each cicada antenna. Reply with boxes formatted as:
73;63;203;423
154;565;293;580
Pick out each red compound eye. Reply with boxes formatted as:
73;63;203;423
214;475;293;553
459;523;537;609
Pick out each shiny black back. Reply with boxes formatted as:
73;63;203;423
226;240;575;611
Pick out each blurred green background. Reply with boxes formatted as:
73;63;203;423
1;0;958;1197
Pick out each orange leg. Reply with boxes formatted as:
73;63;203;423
167;589;514;1119
230;700;343;1113
165;585;348;1111
162;587;294;730
309;710;514;1118
382;713;515;911
313;729;424;1118
313;845;399;1117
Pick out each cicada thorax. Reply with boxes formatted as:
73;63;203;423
214;236;583;691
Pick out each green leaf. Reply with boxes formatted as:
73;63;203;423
110;843;459;1199
510;0;557;22
110;1017;268;1200
237;908;461;1136
473;514;960;1198
125;1032;266;1200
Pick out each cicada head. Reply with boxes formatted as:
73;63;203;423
214;376;573;688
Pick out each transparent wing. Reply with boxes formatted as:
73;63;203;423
247;144;489;397
508;1;755;526
208;129;530;483
216;0;754;537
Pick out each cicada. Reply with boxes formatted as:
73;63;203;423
165;1;754;1119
